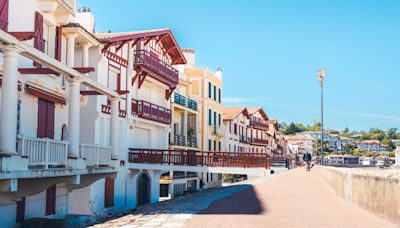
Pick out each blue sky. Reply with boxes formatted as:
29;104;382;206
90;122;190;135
78;0;400;131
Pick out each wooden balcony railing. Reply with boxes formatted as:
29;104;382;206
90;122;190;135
249;138;269;145
250;120;269;130
101;104;126;118
132;99;171;124
17;135;68;169
128;148;270;169
134;50;179;86
80;143;113;167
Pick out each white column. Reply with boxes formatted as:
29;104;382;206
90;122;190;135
68;78;81;157
0;45;21;154
110;98;120;158
125;42;134;119
66;34;77;67
82;44;90;68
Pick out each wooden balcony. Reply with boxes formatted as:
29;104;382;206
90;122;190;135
128;148;270;169
249;138;269;146
132;99;171;124
80;143;113;167
134;50;179;87
101;104;126;118
250;120;269;130
16;135;113;169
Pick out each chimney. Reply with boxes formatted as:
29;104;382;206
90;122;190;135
215;67;222;79
181;48;196;66
76;7;95;33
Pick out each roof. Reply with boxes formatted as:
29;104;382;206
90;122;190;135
96;28;186;65
223;107;250;120
339;136;351;140
62;23;101;44
247;107;269;121
360;140;380;144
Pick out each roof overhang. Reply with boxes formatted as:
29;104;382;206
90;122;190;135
62;24;100;47
98;29;187;65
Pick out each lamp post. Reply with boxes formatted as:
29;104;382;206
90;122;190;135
317;69;327;165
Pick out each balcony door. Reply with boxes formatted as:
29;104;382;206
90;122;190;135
37;98;55;139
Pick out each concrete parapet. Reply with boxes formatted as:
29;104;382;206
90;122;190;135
317;166;400;224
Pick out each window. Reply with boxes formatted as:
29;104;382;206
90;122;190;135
218;141;221;151
218;88;221;103
208;109;212;126
229;144;231;151
234;145;237;152
213;85;217;101
213;111;216;126
218;113;221;126
208;139;212;151
234;123;237;135
213;140;216;151
229;121;232;133
208;82;212;98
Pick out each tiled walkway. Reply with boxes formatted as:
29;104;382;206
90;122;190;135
91;169;396;228
185;168;396;228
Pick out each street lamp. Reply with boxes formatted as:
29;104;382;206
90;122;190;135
317;69;327;165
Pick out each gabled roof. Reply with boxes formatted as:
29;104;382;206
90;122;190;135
96;28;186;65
223;107;250;121
247;107;269;121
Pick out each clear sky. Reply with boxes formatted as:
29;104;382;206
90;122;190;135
78;0;400;131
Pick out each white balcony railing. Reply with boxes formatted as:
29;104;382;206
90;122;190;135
80;143;112;167
17;135;69;169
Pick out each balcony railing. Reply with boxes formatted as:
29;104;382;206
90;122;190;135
187;136;198;148
132;99;171;124
250;120;269;130
134;50;179;86
80;143;113;167
174;93;198;111
17;135;68;169
239;135;248;143
249;138;269;145
101;104;126;118
128;148;270;169
173;135;186;146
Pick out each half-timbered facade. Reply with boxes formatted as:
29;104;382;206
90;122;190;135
247;108;270;154
223;107;251;152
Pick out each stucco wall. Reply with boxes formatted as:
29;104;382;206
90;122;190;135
317;166;400;224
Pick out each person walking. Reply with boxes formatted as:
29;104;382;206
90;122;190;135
303;151;312;172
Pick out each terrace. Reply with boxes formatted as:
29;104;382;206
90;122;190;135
250;120;269;130
132;99;171;124
174;93;198;111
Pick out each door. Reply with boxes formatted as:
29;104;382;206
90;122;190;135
37;98;55;139
16;197;25;223
137;173;150;206
45;185;56;215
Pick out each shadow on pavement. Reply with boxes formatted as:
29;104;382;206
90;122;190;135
199;185;265;215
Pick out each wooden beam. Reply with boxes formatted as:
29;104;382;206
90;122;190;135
81;89;129;96
156;34;167;44
143;36;155;46
138;73;147;89
163;46;176;56
165;88;175;100
131;38;142;47
132;71;141;86
101;43;112;53
18;67;95;75
116;41;127;52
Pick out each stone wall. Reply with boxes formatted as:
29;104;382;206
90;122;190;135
317;166;400;225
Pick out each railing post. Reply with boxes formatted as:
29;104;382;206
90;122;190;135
20;135;25;156
45;138;49;169
96;146;100;167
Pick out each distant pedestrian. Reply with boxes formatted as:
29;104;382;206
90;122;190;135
303;152;312;172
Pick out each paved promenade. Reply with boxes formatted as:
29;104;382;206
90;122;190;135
186;168;396;228
92;168;396;228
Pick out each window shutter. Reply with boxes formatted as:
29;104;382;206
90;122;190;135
0;0;8;31
37;99;48;138
45;185;56;216
34;12;43;67
55;26;62;61
46;102;55;139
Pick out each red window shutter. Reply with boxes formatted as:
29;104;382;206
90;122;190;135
45;185;56;216
37;98;48;138
34;12;44;67
0;0;8;31
104;177;114;208
46;102;55;139
16;197;25;223
55;26;62;61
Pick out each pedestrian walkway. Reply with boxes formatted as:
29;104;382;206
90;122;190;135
91;168;396;228
185;168;396;228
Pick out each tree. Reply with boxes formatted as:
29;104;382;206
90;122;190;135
387;128;398;139
388;151;395;157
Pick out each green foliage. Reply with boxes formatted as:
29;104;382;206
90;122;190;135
388;151;395;157
282;122;306;135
